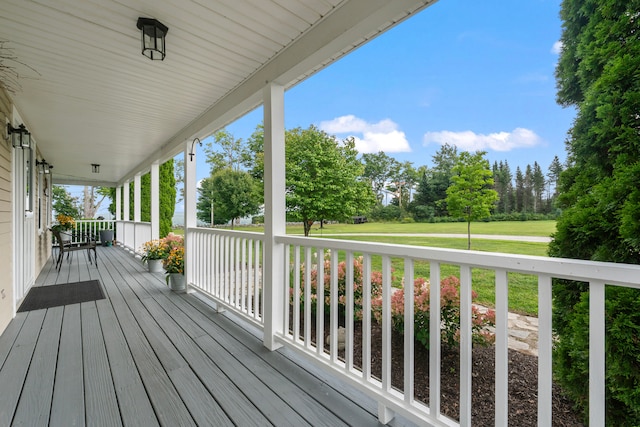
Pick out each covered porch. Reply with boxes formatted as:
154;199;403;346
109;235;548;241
0;244;416;426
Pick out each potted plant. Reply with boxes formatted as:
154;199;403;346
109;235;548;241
51;214;76;243
140;239;167;273
163;245;186;292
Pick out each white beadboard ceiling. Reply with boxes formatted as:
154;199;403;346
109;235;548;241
0;0;434;186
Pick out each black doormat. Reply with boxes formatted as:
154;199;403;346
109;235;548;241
18;280;105;312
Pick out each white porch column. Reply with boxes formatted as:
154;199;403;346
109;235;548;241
123;181;130;221
184;145;197;290
134;174;141;223
115;186;122;221
263;83;285;350
150;162;160;240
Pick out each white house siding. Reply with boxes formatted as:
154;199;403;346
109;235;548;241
0;86;13;334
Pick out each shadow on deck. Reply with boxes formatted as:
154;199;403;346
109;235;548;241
0;245;418;426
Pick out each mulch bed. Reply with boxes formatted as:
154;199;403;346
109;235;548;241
293;312;584;426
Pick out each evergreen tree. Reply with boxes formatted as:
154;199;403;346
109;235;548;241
514;167;524;213
532;162;546;213
551;1;640;422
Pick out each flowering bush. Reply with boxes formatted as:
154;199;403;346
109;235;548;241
372;275;495;349
51;214;76;232
293;254;384;319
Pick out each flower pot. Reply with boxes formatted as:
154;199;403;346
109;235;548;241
147;259;164;273
168;273;186;293
99;229;114;246
59;231;72;244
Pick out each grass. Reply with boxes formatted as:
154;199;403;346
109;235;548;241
234;220;557;237
180;221;556;316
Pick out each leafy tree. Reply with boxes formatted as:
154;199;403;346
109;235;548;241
551;0;640;423
286;126;376;236
446;151;498;249
205;129;249;171
361;151;400;204
52;185;81;218
197;169;261;228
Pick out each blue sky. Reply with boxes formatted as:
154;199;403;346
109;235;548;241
214;0;575;179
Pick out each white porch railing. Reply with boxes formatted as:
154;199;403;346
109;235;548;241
184;228;640;426
116;220;151;256
66;219;115;244
188;228;265;328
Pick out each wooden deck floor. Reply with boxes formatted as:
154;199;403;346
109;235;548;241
0;245;418;426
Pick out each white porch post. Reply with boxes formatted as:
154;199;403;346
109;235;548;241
115;186;122;221
123;181;130;221
184;146;197;290
150;162;160;240
134;174;141;223
263;83;285;350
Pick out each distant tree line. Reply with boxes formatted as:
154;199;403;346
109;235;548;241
362;144;564;223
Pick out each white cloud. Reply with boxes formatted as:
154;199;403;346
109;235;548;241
551;40;563;55
319;115;411;153
422;128;542;152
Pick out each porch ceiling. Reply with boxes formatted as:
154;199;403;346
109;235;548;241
0;0;434;187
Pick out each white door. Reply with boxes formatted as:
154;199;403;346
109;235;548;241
13;137;35;304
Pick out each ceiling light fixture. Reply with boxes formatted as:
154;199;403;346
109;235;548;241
92;163;100;173
136;17;168;61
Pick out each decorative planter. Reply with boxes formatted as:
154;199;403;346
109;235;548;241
147;259;164;273
99;229;114;246
59;231;72;244
167;273;186;293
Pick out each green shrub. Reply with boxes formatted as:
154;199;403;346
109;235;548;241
553;282;640;425
372;275;495;349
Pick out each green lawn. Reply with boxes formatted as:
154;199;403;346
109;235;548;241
235;220;557;237
184;221;556;316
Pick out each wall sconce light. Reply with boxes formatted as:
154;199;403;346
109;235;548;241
92;163;100;173
7;123;31;149
36;159;51;174
136;17;168;61
189;137;202;162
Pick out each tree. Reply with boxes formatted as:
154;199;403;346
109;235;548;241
125;160;176;237
446;151;498;250
532;162;546;213
430;143;458;216
52;185;81;218
547;155;563;204
205;129;249;172
551;1;640;423
81;186;108;218
286;126;376;236
361;151;400;203
197;169;261;228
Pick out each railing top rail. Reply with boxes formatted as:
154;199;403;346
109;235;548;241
187;227;265;240
276;234;640;289
117;220;151;225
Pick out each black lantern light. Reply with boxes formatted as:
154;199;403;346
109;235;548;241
36;159;51;174
92;163;100;173
136;17;168;61
7;123;31;149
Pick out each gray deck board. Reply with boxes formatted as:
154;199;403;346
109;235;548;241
0;310;46;426
50;304;85;427
0;245;420;427
12;306;63;427
81;301;123;427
